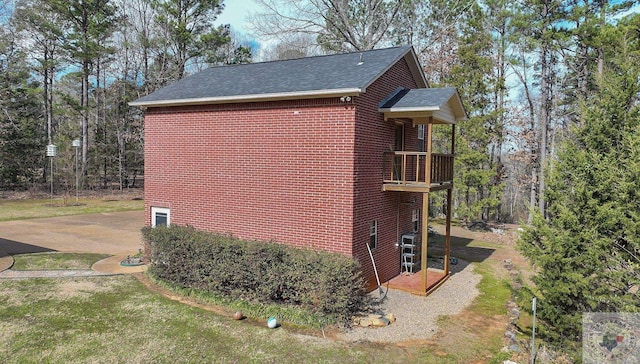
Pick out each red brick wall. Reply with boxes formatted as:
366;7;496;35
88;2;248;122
143;57;426;289
352;58;424;289
144;98;356;255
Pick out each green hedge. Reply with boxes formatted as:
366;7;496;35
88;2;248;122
141;225;367;325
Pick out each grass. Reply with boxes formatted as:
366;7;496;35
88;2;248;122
0;200;517;363
470;261;513;316
148;276;331;329
0;275;415;363
0;196;143;222
412;261;513;363
0;251;516;363
11;252;111;270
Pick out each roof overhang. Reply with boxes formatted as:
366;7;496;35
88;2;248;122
129;88;363;108
378;87;467;125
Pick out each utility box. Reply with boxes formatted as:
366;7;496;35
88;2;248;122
46;144;57;157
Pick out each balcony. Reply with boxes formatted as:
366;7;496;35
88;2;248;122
383;151;454;192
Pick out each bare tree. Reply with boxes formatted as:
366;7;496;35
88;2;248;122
259;33;316;61
391;0;474;85
251;0;403;51
0;0;12;21
510;45;540;223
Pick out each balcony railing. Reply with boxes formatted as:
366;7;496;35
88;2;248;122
383;151;454;188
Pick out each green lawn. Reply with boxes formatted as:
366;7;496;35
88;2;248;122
0;196;144;222
11;252;111;270
0;261;514;363
0;275;412;363
0;199;516;363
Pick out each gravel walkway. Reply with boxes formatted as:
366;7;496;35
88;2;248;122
337;260;481;343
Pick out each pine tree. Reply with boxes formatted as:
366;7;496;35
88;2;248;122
447;3;501;222
151;0;231;79
14;0;66;145
0;27;44;188
48;0;118;186
511;0;565;220
518;14;640;352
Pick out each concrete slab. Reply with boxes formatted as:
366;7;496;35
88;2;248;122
0;211;144;255
92;254;147;274
0;255;13;271
0;211;145;273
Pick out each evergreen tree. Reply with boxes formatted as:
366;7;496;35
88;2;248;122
0;27;44;189
48;0;119;185
518;14;640;352
447;3;501;222
562;0;638;118
511;0;566;220
151;0;231;80
14;0;66;145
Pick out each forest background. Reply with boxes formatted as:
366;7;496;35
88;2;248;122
1;0;639;357
0;0;636;225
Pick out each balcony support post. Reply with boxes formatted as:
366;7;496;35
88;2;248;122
420;117;434;293
444;188;452;275
451;123;456;155
425;120;433;185
420;191;429;293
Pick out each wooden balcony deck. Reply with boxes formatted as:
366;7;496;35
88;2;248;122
383;152;454;192
382;181;453;192
385;268;449;296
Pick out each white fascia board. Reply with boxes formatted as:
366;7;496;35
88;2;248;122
378;106;441;113
129;88;363;107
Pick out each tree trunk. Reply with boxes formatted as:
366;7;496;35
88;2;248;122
537;1;553;219
81;63;89;189
43;52;51;144
529;166;537;224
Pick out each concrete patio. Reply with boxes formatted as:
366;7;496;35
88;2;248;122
0;210;146;274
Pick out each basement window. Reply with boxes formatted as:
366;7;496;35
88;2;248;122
151;207;170;227
369;220;378;250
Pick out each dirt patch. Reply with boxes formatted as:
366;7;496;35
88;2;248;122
53;278;121;300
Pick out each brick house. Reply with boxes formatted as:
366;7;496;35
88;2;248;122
131;46;467;295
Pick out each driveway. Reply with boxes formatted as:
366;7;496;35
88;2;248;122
0;211;145;272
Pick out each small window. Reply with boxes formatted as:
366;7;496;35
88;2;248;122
412;209;420;233
369;220;378;249
151;207;170;227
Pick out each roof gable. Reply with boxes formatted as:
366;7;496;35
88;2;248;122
130;46;426;107
379;87;468;124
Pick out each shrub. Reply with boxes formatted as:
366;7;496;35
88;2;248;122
142;225;367;325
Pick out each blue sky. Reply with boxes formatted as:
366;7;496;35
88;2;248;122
214;0;266;55
215;0;256;37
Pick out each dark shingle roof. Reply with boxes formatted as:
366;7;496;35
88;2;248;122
379;88;457;110
378;87;467;124
131;46;424;107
